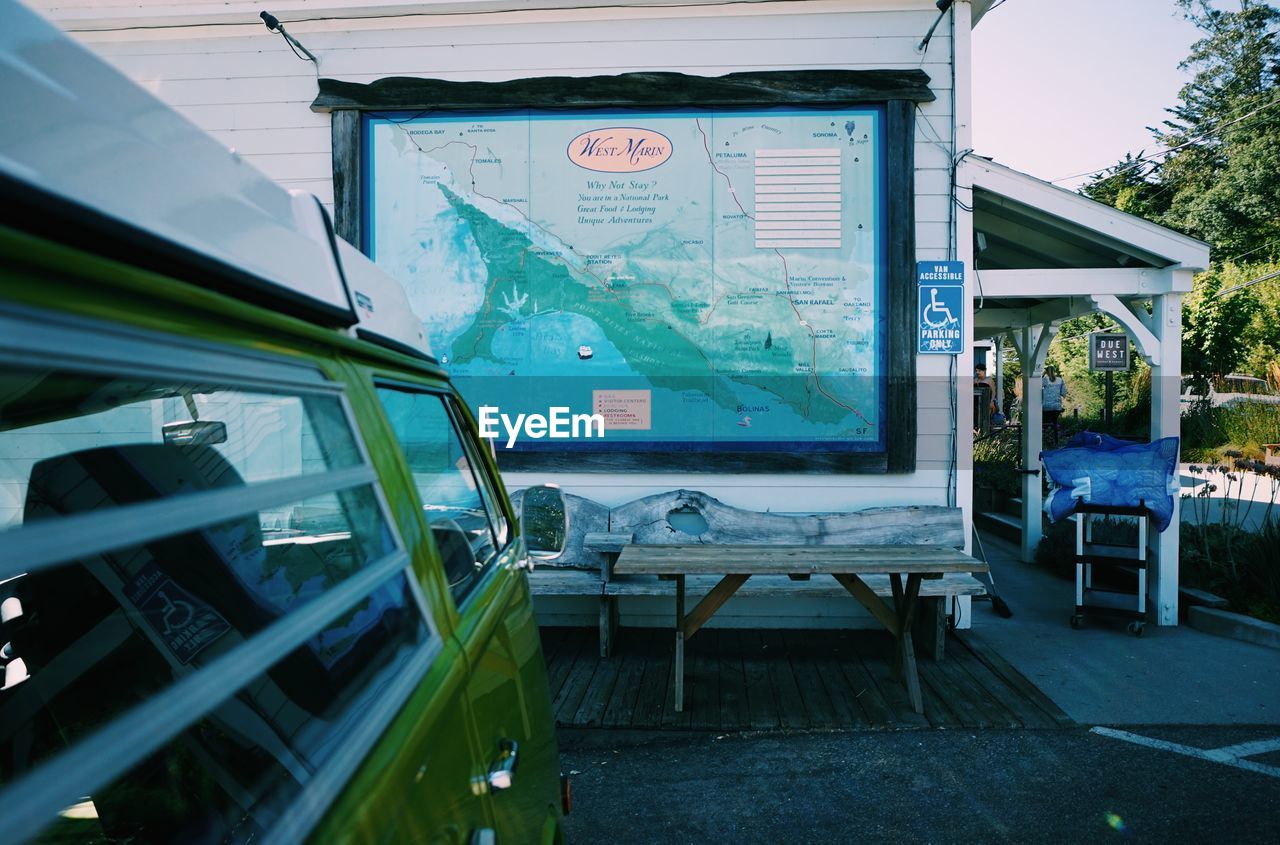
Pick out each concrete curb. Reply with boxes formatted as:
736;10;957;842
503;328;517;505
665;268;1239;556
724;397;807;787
1179;585;1229;610
1188;606;1280;650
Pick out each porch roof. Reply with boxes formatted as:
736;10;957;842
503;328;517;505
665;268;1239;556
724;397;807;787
963;159;1195;626
965;157;1210;275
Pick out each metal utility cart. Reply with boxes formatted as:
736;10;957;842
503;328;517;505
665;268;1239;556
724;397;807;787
1071;502;1149;636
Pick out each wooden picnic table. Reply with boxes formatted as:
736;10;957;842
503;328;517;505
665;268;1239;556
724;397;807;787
612;544;990;714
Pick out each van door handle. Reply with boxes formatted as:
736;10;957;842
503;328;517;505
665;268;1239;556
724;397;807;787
487;739;519;791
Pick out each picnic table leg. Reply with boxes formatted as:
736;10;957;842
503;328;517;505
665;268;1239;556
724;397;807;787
600;551;620;657
672;574;750;715
834;572;917;713
599;595;619;658
914;597;945;661
890;573;925;714
888;574;905;681
674;574;685;713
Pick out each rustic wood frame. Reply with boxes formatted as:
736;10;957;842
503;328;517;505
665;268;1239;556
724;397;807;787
317;71;924;474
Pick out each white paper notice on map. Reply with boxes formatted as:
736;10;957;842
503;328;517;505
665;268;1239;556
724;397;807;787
754;149;842;249
365;107;885;451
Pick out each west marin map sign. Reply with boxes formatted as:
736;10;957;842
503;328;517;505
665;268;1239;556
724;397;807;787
365;106;887;453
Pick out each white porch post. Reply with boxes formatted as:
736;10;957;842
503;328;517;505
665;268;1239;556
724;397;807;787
952;0;976;628
954;0;975;554
1019;325;1044;562
1017;321;1059;561
1149;290;1184;624
993;338;1004;415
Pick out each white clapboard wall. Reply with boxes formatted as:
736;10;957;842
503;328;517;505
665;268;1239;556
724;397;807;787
42;0;963;515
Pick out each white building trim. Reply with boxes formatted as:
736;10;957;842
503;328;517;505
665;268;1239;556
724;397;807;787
41;0;944;31
977;267;1193;298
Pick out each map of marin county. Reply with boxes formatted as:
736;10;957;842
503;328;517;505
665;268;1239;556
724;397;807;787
367;109;885;447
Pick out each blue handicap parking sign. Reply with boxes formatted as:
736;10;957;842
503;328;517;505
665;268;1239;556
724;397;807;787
918;284;963;355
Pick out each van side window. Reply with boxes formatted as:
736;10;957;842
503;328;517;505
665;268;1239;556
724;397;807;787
0;365;431;844
375;387;507;601
1;383;361;532
446;398;510;550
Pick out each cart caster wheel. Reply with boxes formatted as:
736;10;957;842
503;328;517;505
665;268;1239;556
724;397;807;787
1128;621;1144;637
1070;615;1083;629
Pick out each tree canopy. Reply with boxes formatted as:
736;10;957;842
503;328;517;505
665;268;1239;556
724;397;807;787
1082;0;1280;378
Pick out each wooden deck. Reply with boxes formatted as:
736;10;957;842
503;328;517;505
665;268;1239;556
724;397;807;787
541;627;1073;732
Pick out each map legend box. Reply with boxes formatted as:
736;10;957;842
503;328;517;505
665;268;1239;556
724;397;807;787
592;389;653;431
754;148;842;249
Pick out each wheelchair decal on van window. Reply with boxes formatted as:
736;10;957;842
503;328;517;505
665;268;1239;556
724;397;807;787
124;562;231;664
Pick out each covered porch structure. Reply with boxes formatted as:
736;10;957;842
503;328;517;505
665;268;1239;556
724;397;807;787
958;157;1211;626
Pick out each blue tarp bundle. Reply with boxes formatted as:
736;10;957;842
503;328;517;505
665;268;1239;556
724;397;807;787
1041;433;1180;531
1063;431;1133;451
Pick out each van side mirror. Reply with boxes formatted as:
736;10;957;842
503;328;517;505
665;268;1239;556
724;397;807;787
520;485;568;563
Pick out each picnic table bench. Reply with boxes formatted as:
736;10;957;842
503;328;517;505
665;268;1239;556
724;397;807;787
522;489;990;712
612;543;988;713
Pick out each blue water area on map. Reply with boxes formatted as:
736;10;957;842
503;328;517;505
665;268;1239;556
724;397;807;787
491;311;631;374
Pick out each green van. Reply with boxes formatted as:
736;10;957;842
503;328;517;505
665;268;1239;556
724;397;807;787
0;4;567;843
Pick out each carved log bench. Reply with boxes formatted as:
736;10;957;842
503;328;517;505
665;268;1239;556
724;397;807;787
519;489;986;658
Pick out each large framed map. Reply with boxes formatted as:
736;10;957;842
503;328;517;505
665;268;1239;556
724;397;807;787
329;71;924;472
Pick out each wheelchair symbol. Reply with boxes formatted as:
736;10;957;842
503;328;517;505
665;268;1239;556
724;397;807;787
922;287;957;329
158;589;194;635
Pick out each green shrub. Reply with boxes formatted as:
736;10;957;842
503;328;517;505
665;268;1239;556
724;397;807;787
1034;519;1075;577
1033;491;1280;625
973;427;1022;499
1182;401;1280;463
1180;459;1280;624
1181;520;1280;625
1246;519;1280;623
1034;516;1139;578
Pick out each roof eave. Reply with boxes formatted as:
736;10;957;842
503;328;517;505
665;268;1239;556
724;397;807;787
971;0;995;26
963;157;1211;273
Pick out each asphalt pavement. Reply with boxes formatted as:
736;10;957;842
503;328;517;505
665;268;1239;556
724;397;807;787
964;534;1280;725
557;532;1280;842
559;725;1280;843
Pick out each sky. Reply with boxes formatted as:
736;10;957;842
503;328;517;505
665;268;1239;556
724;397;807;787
972;0;1206;189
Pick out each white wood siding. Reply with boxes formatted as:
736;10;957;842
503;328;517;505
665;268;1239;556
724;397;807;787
49;0;958;513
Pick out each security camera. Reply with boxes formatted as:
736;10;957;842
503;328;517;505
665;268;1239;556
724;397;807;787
260;11;281;32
